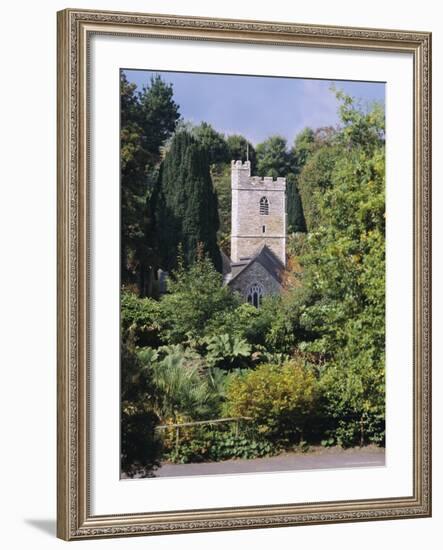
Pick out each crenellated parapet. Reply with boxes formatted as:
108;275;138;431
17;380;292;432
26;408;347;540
249;175;286;189
231;160;286;190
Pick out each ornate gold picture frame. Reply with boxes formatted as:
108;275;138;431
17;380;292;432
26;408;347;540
57;8;431;540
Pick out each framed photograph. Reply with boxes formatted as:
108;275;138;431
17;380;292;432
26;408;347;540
57;8;431;540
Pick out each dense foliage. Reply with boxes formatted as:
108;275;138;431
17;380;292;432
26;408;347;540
256;136;292;177
156;132;222;272
224;360;318;443
158;248;239;342
120;73;386;475
120;73;180;294
294;95;385;446
121;343;163;477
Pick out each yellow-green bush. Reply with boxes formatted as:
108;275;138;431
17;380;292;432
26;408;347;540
224;360;318;443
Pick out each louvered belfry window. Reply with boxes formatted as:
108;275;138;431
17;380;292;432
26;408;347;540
259;196;269;215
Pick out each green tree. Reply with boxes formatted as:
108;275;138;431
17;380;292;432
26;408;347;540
158;248;240;343
297;144;341;232
156;132;222;272
120;72;180;294
286;128;317;233
293;93;386;445
138;75;181;156
335;90;385;153
226;134;256;169
286;173;306;233
291;127;316;167
210;164;231;248
288;126;340;234
255;135;291;177
120;73;148;284
192;122;229;164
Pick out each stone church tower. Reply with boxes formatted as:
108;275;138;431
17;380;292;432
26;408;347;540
230;160;286;265
225;160;287;307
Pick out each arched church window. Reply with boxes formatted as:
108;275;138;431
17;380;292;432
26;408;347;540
247;283;264;308
259;196;269;215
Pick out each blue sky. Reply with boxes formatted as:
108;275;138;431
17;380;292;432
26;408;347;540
123;69;385;146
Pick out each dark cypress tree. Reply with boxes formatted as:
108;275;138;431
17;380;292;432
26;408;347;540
286;174;307;233
157;132;222;272
286;128;317;233
192;122;229;165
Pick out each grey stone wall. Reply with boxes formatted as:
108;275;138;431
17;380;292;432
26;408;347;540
229;261;282;300
230;160;286;265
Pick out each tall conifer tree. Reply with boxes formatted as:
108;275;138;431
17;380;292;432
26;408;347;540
286;175;307;233
156;132;222;272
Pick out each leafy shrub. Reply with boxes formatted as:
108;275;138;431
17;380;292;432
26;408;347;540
137;345;225;423
121;406;163;477
121;343;162;477
205;302;259;342
241;297;278;347
318;355;385;447
163;424;275;464
227;296;303;355
121;290;162;347
261;296;299;354
158;252;240;343
224;360;318;444
203;334;251;370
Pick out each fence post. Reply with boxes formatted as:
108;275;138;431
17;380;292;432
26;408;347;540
175;426;180;454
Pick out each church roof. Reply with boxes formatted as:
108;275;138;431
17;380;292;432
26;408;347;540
227;244;286;286
220;250;232;277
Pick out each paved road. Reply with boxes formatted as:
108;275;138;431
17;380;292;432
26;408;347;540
153;446;385;478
